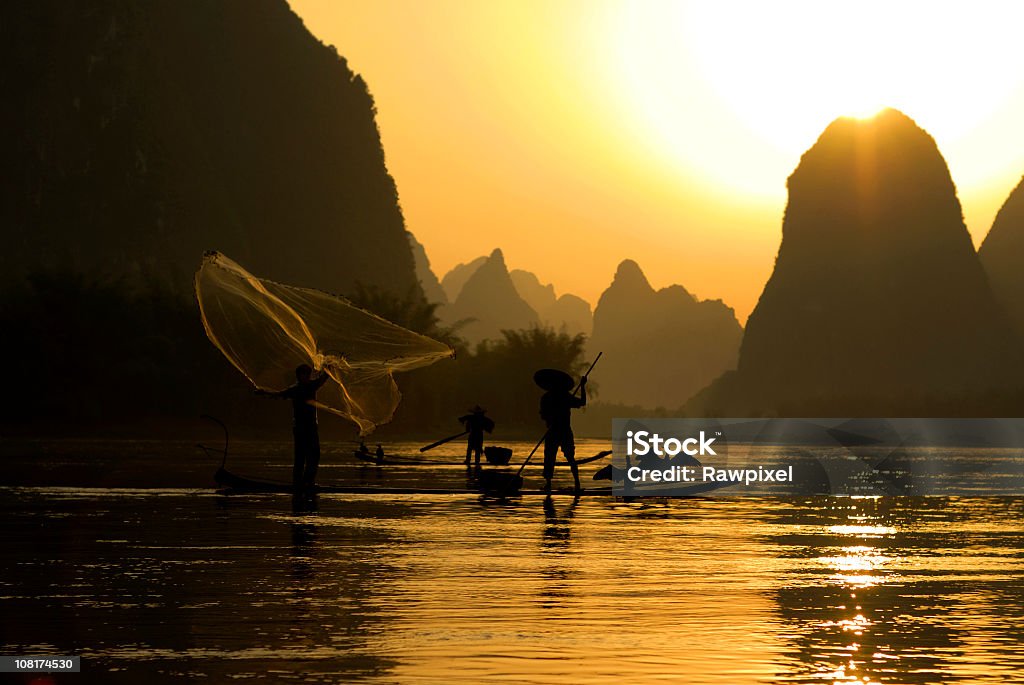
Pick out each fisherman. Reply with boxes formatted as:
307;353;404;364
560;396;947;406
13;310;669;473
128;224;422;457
457;405;494;466
375;443;385;465
357;440;370;456
255;364;329;489
536;369;586;493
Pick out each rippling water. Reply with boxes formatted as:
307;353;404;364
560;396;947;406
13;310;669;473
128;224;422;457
2;440;1024;684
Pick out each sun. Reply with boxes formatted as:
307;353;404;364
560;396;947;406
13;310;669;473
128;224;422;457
604;0;1024;199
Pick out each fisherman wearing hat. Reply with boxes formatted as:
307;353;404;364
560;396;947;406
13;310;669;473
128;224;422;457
458;405;495;466
535;368;587;493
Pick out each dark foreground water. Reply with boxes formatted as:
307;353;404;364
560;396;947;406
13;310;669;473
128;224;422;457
2;440;1024;684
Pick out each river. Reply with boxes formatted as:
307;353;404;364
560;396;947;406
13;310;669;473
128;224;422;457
2;439;1023;683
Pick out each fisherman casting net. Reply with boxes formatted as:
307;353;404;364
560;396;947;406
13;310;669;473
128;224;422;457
195;252;454;434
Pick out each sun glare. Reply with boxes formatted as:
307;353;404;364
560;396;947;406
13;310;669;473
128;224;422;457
845;105;886;122
605;1;1024;199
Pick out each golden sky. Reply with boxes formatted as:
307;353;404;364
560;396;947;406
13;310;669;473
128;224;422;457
290;0;1024;322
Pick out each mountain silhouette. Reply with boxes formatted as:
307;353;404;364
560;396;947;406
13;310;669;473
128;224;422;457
440;249;539;345
510;270;593;336
979;176;1024;339
407;232;447;304
692;109;1020;415
1;0;418;296
442;255;593;337
589;259;741;408
441;256;489;302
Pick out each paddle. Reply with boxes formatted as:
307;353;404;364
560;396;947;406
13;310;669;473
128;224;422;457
479;353;602;494
575;449;612;465
419;430;469;453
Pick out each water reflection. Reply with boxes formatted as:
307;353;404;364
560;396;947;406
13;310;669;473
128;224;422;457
3;461;1024;685
767;497;1024;684
289;493;318;583
536;496;579;609
541;495;578;552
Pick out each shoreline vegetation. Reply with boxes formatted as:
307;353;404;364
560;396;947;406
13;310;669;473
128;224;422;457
0;267;644;441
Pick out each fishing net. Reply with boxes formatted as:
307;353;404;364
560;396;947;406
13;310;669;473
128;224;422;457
195;252;454;434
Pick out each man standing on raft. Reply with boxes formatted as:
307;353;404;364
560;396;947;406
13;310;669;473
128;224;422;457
458;405;494;466
535;368;586;493
256;364;329;489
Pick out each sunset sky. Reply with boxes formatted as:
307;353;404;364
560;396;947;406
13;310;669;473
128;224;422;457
290;0;1024;321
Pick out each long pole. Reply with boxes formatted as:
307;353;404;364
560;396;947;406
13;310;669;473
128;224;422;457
419;430;469;453
515;352;602;477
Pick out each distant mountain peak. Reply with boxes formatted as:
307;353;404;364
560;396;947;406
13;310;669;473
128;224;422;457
979;175;1024;338
694;110;1020;415
509;268;591;337
406;231;446;304
611;259;653;292
477;249;510;279
510;269;556;310
440;255;488;301
441;254;593;338
817;108;923;144
590;259;741;409
657;283;696;304
439;247;537;344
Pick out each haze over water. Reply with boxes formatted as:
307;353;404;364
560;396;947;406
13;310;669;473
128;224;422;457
3;441;1024;683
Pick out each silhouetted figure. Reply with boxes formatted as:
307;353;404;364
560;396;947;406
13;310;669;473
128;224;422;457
358;440;370;456
375;444;385;465
256;364;328;488
458;405;495;465
536;369;586;493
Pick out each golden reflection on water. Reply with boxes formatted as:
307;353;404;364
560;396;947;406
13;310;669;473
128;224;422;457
770;497;1024;685
810;512;895;684
293;494;788;684
2;441;1024;683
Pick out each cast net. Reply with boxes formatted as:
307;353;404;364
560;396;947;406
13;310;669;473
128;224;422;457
195;252;453;434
